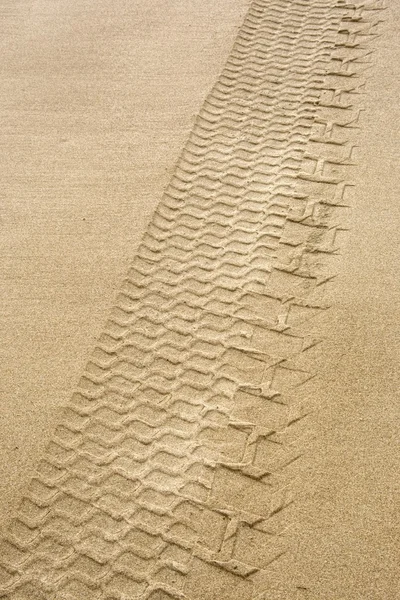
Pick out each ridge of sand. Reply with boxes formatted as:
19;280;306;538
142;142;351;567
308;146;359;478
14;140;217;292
0;0;398;599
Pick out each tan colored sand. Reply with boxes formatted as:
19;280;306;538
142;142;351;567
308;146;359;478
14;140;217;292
0;0;399;598
293;5;400;595
255;4;400;598
0;0;248;522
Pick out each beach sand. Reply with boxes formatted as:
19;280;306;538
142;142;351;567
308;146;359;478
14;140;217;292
0;0;398;598
0;0;249;521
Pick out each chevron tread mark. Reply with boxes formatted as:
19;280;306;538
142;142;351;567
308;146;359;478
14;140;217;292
0;0;385;599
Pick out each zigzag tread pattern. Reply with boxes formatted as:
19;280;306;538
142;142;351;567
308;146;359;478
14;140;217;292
0;0;385;599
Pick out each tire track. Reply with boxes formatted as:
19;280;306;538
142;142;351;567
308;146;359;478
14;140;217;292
0;1;385;599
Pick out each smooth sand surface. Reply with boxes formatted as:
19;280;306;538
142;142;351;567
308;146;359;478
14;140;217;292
0;0;398;598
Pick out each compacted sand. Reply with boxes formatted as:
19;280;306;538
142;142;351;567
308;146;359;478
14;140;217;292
0;0;398;599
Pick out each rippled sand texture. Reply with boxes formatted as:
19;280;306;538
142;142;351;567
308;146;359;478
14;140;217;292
0;0;250;519
0;0;399;599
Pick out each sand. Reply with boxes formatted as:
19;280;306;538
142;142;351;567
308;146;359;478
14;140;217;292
0;0;398;599
0;0;249;520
